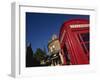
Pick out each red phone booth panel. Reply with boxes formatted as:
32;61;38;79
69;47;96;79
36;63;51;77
59;19;89;65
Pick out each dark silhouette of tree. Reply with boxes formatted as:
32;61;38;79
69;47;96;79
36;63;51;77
34;48;46;62
26;43;51;67
43;46;47;54
26;43;40;67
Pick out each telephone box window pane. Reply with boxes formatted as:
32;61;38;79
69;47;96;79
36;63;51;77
81;43;87;54
81;33;89;42
85;43;89;51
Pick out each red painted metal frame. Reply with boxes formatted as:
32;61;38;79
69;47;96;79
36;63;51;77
59;19;89;65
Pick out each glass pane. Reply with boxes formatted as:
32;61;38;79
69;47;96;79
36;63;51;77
85;43;89;51
81;33;89;42
81;43;87;54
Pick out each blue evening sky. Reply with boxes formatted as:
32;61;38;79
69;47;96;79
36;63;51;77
26;12;89;53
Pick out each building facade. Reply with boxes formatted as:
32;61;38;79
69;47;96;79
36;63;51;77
59;19;89;65
48;34;63;66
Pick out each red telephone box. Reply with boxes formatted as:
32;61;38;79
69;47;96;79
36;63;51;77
59;19;89;65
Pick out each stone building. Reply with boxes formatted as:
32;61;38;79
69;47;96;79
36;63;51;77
48;34;64;66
